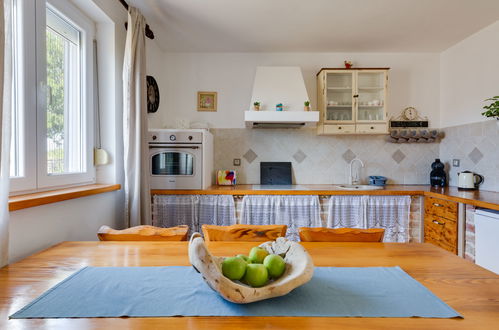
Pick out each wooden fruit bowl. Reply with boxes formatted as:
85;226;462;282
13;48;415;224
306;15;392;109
188;233;315;304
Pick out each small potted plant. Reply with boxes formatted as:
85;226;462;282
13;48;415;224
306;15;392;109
304;101;310;111
253;101;261;111
344;60;353;69
276;103;283;111
482;96;499;121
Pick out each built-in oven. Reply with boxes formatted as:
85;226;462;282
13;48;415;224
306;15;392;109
148;130;213;189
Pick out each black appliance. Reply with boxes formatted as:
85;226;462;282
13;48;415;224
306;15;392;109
430;158;447;187
260;162;292;185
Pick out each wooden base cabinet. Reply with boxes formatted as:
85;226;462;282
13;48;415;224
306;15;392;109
424;196;458;254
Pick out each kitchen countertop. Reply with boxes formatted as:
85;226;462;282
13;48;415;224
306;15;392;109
151;185;499;211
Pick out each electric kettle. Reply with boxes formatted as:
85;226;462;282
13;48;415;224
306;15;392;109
458;171;484;190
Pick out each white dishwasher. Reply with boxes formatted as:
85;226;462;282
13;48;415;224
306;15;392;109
475;208;499;274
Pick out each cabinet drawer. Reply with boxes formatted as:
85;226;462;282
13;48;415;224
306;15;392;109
424;214;457;252
323;124;355;134
356;124;387;134
424;196;458;220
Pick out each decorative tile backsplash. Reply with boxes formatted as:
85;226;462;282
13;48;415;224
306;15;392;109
292;149;307;163
213;120;497;189
213;128;440;185
391;149;406;164
468;147;484;165
342;149;356;163
439;120;498;191
242;148;257;164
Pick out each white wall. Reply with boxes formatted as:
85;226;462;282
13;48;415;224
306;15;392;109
74;0;127;187
148;52;441;129
440;20;499;127
9;192;120;262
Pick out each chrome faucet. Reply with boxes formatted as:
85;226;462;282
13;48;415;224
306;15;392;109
349;158;364;185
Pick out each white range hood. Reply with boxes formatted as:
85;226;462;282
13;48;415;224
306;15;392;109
244;66;319;128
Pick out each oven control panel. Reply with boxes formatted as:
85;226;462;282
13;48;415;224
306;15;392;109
148;130;203;144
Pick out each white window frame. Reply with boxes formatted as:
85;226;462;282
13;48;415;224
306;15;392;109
9;0;95;193
9;0;37;192
37;0;95;188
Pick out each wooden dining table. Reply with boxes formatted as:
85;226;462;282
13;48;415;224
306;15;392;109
1;241;498;329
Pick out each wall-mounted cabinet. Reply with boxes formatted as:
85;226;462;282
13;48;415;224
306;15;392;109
316;68;389;135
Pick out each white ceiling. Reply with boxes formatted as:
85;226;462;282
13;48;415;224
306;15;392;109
130;0;499;52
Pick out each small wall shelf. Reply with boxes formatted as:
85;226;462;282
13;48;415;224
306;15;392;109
387;107;442;143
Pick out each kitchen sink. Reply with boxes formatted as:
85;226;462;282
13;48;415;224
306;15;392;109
335;184;384;191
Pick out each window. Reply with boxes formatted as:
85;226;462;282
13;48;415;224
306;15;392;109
9;0;95;193
46;7;84;175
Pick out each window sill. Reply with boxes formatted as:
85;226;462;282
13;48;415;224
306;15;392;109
9;184;121;212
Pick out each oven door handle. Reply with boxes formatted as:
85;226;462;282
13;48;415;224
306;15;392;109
149;145;200;149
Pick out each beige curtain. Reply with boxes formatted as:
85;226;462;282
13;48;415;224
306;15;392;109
122;7;150;227
0;0;12;266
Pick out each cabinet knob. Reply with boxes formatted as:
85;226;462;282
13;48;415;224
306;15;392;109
353;94;359;98
338;126;342;130
370;126;374;129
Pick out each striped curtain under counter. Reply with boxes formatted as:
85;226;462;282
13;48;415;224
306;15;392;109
327;196;411;242
152;195;236;234
152;194;411;242
240;195;322;241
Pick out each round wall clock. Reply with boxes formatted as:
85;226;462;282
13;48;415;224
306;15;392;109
146;75;160;113
403;107;417;120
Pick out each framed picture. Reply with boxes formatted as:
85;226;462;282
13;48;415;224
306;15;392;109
197;91;217;112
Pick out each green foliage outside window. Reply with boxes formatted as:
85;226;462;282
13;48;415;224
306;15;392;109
46;29;65;173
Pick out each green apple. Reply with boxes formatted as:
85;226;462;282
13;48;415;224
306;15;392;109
248;247;269;264
236;254;250;263
243;263;269;287
221;256;247;280
263;254;286;278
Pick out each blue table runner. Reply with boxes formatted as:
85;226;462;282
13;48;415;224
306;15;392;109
11;266;461;319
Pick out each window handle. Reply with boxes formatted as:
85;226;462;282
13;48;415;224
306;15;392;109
432;203;443;207
432;219;444;226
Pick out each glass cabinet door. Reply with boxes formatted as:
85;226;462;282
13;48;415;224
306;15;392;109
324;72;354;123
356;71;386;122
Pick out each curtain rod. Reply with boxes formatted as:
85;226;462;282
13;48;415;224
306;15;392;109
118;0;155;40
